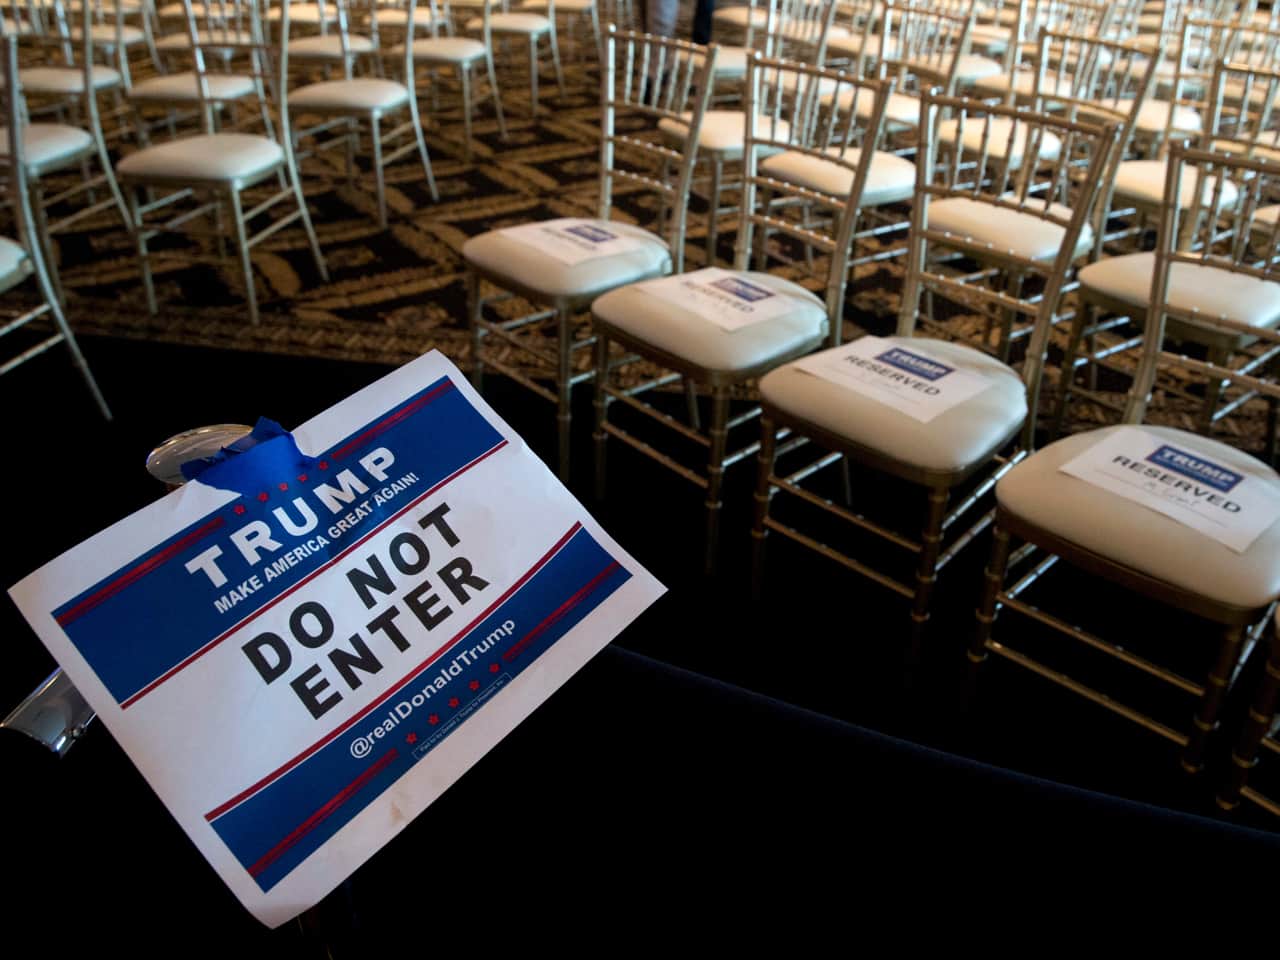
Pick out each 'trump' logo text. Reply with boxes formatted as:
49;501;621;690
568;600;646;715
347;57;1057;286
1145;445;1243;493
875;347;954;382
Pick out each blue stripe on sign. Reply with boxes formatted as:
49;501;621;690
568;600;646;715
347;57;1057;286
207;526;629;892
54;376;505;706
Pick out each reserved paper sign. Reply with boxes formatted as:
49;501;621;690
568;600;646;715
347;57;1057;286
8;351;664;927
637;267;801;331
1058;427;1280;552
499;217;654;266
792;336;994;423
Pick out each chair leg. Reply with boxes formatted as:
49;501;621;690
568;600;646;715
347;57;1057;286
407;96;439;203
127;186;157;315
910;487;950;660
468;269;485;390
528;36;540;117
1218;624;1280;809
593;327;611;502
588;3;602;61
287;155;329;284
707;155;722;267
683;377;700;429
487;53;507;140
548;25;565;99
703;387;730;576
1051;300;1089;441
970;522;1012;664
1197;346;1231;436
31;185;67;307
371;115;388;229
751;411;777;599
459;63;474;162
228;187;259;326
1182;622;1247;774
556;307;572;483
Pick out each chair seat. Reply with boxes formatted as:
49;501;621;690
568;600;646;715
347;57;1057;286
1111;158;1239;209
970;22;1012;52
128;71;257;103
825;31;893;59
937;116;1063;167
927;196;1093;262
19;64;122;94
996;425;1280;611
290;78;410;113
482;11;551;33
267;2;339;23
1078;251;1280;348
378;5;442;25
1123;97;1202;135
0;236;31;293
463;219;670;301
658;110;788;158
825;87;918;127
952;54;1005;84
760;336;1027;475
76;24;147;46
0;123;94;176
696;44;746;77
971;70;1075;102
593;271;826;373
289;34;376;59
156;29;252;51
760;145;915;207
401;36;487;63
521;0;595;9
712;5;769;28
116;132;284;187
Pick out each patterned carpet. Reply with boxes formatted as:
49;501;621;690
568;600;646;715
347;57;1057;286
28;37;1277;452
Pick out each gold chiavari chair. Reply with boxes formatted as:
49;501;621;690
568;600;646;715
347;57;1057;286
752;91;1119;647
0;31;111;419
116;0;329;325
465;27;718;480
593;53;894;572
971;137;1280;775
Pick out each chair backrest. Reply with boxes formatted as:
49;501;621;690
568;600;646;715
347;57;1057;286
1126;137;1280;423
599;26;718;273
1035;27;1163;257
998;0;1118;82
183;0;279;133
1206;45;1280;149
0;31;40;286
768;0;840;64
902;90;1121;438
738;51;891;342
877;1;975;100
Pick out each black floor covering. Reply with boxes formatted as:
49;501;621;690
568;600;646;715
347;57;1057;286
3;335;1279;948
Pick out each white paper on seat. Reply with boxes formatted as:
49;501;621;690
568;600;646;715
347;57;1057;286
7;350;664;929
636;267;801;331
791;335;994;423
499;217;653;266
1058;428;1280;553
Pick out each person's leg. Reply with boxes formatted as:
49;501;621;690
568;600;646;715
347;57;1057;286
692;0;714;44
644;0;678;37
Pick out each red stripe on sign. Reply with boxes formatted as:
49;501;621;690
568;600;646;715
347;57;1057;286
119;440;509;710
204;520;584;822
502;560;621;664
329;380;455;462
55;517;227;628
246;748;399;879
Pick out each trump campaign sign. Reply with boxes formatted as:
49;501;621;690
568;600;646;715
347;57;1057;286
9;350;664;927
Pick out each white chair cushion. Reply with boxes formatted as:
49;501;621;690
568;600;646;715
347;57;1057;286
379;6;441;25
403;36;487;63
760;336;1027;474
760;145;915;206
971;70;1075;102
970;22;1012;52
936;116;1063;166
289;34;376;58
825;32;895;59
76;24;146;46
698;44;747;77
1131;97;1202;135
19;64;121;94
996;424;1280;610
593;271;827;373
116;132;283;186
927;195;1094;262
291;78;410;113
0;236;30;293
658;110;788;158
521;0;595;9
1079;252;1280;338
1111;158;1239;209
953;54;1005;83
825;87;918;126
156;29;252;51
712;5;768;28
483;11;551;32
463;219;670;301
267;2;338;22
0;124;94;175
128;72;257;102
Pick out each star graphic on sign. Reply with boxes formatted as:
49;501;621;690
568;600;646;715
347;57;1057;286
489;663;500;673
428;714;439;725
469;680;480;691
319;460;330;470
448;697;460;708
257;491;269;502
278;482;289;491
406;732;418;745
297;473;308;483
233;504;246;516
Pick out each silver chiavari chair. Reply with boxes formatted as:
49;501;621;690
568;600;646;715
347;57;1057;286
1218;609;1280;817
116;0;329;326
593;53;894;572
0;30;111;419
972;137;1280;775
752;91;1119;648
